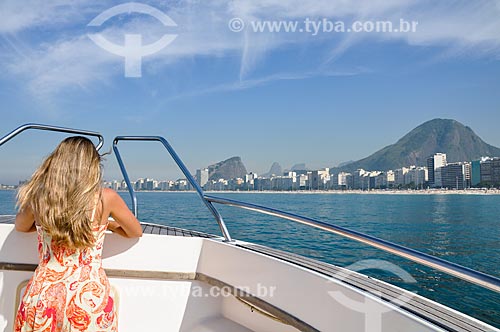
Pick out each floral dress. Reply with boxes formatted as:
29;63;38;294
14;216;117;331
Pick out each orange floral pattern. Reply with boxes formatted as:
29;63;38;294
14;222;117;331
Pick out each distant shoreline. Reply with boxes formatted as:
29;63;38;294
118;189;500;195
2;188;500;195
207;189;500;195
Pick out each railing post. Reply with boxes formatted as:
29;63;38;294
112;136;233;242
112;141;138;217
0;123;104;150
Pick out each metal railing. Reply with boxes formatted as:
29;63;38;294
110;134;500;293
204;195;500;293
3;124;497;294
112;136;233;242
0;123;104;150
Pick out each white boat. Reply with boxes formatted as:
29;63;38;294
0;124;499;332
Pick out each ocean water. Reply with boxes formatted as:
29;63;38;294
1;190;499;328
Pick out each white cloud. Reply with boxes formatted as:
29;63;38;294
227;0;419;18
6;35;116;98
162;66;370;102
0;0;101;33
1;0;499;99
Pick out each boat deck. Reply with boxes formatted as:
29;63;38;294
0;215;495;332
0;216;217;238
236;243;492;332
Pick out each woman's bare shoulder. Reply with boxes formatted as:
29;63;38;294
102;187;119;199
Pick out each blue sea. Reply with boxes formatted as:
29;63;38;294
1;190;499;328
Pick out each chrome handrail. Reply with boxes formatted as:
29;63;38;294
205;194;500;293
0;123;104;150
112;136;233;242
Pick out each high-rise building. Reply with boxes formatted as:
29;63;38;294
337;172;351;189
374;172;386;189
352;169;367;189
394;167;409;187
386;170;395;187
471;160;481;186
440;162;471;190
195;168;209;188
427;153;447;187
271;176;294;191
367;171;382;190
405;166;428;188
134;178;145;191
309;169;330;190
145;178;155;191
480;157;500;187
245;172;257;184
111;180;121;191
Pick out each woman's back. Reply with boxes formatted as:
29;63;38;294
15;200;118;331
14;137;142;331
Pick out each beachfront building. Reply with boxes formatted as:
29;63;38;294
241;172;257;190
364;174;371;190
352;169;367;189
204;179;227;191
309;168;330;190
386;170;395;187
295;173;308;189
158;180;174;191
405;166;428;189
480;157;500;187
245;172;258;186
254;177;271;191
134;178;144;191
471;160;481;186
440;162;471;190
104;180;122;191
367;171;382;189
195;168;209;188
337;172;352;189
427;153;447;187
394;167;409;187
271;176;294;191
374;172;386;189
175;179;190;191
144;178;157;190
283;172;301;190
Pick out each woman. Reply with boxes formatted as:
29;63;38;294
14;136;142;331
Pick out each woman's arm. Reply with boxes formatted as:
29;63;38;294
104;188;142;238
15;206;36;232
107;220;129;237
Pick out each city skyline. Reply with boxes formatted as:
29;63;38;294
1;1;500;183
97;153;500;192
3;150;500;191
2;117;500;186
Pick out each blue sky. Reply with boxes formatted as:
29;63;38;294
1;0;500;184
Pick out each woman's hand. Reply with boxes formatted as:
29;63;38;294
106;219;129;237
107;220;120;232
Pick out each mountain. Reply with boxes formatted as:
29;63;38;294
337;119;500;172
338;160;355;168
291;163;309;171
261;162;283;177
208;156;247;180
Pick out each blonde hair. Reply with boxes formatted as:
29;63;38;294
17;136;102;249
